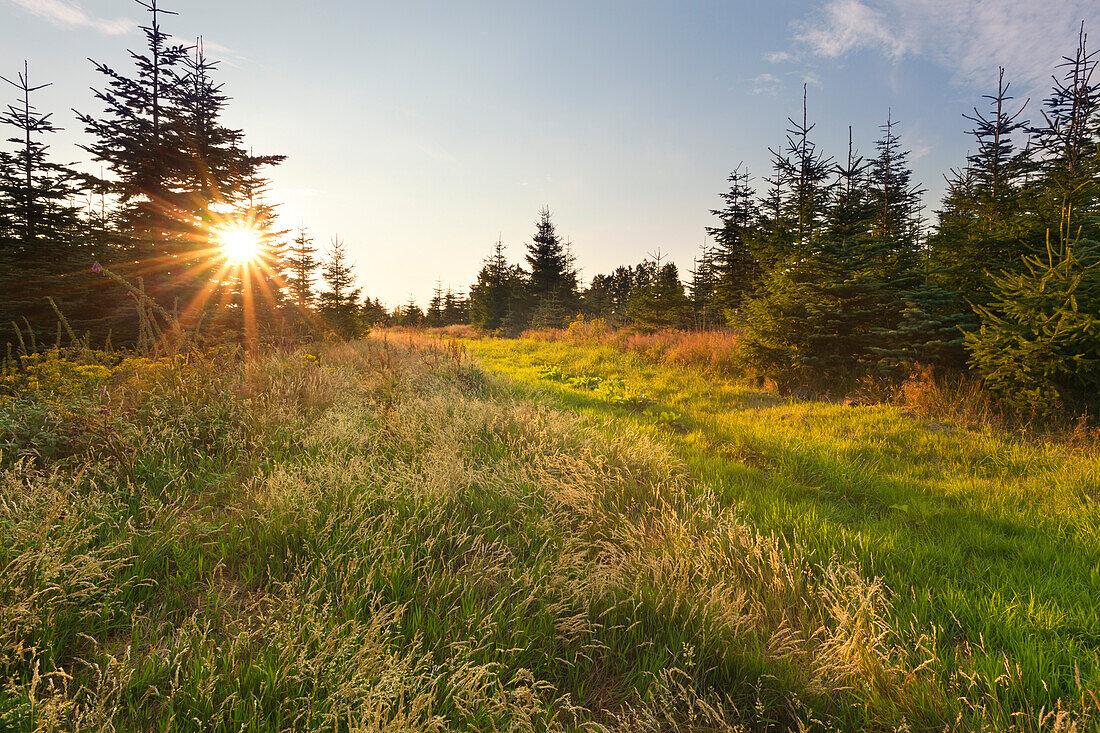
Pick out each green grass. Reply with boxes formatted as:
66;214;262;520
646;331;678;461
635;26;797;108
2;338;1096;731
463;336;1100;727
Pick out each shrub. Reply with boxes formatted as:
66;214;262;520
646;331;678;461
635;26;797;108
966;236;1100;416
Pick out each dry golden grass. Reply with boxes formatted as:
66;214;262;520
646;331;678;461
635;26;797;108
3;338;1092;730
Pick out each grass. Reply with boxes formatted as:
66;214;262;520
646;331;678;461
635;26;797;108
1;336;1095;730
462;335;1100;730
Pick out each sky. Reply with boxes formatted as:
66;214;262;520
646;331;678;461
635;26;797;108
2;0;1098;307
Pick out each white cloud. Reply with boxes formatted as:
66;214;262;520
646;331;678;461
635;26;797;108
786;0;1099;93
793;0;911;61
749;72;783;96
7;0;135;34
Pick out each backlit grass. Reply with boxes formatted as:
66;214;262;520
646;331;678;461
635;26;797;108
464;336;1100;729
0;340;955;731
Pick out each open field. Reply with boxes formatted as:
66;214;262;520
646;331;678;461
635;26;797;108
464;335;1100;729
1;336;1096;731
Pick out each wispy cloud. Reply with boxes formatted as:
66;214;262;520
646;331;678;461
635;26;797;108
749;72;783;96
780;0;1099;93
7;0;135;34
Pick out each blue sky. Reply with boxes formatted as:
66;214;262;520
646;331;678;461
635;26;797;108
2;0;1098;306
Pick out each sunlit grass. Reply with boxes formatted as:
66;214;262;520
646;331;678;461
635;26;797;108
464;336;1100;728
2;337;1096;730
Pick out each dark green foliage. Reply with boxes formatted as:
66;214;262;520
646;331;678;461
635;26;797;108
75;4;284;327
361;296;390;327
687;243;718;330
870;281;975;376
469;238;526;333
739;238;905;391
286;226;319;311
627;257;690;332
524;208;579;327
0;63;113;349
441;288;468;326
425;283;467;327
584;265;639;325
1032;27;1100;241
929;68;1035;301
706;166;760;320
966;235;1100;416
317;236;363;339
775;85;834;256
867;114;925;271
396;297;424;327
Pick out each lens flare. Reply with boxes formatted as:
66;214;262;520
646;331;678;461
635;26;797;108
216;224;263;263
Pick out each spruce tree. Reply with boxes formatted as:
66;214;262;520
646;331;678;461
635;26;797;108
0;62;99;347
628;253;689;332
525;207;579;327
777;85;834;256
966;233;1100;416
426;280;445;327
1032;24;1100;241
739;236;901;391
931;68;1034;300
827;126;874;242
706;165;760;321
469;238;525;333
0;63;83;248
76;0;189;258
441;288;468;325
318;236;362;339
687;240;717;330
286;226;319;311
867;113;925;276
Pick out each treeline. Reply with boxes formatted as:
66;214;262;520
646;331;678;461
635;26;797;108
467;31;1100;417
0;0;389;350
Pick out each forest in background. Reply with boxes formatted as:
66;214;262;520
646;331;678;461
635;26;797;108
1;2;1098;418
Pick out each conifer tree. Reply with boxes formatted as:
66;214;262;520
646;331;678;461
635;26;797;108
827;126;874;242
628;253;689;332
0;62;99;347
361;297;389;327
867;113;925;275
469;238;525;332
286;226;319;310
1032;24;1100;240
77;2;284;327
739;236;902;391
966;231;1100;416
777;85;834;256
931;68;1033;299
687;240;717;330
0;63;83;248
525;207;579;327
318;235;362;338
397;297;424;327
77;0;189;254
426;280;445;327
441;288;468;325
706;165;760;321
754;145;796;269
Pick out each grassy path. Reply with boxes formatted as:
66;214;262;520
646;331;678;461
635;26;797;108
465;337;1100;720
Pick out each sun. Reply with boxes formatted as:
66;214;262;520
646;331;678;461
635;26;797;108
216;224;263;263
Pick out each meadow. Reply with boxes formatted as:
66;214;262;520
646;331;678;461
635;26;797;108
0;334;1095;731
464;333;1100;730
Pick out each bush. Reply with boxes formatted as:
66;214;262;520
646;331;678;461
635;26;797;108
966;237;1100;416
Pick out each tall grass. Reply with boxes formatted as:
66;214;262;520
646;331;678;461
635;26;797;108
0;338;957;731
466;336;1100;732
